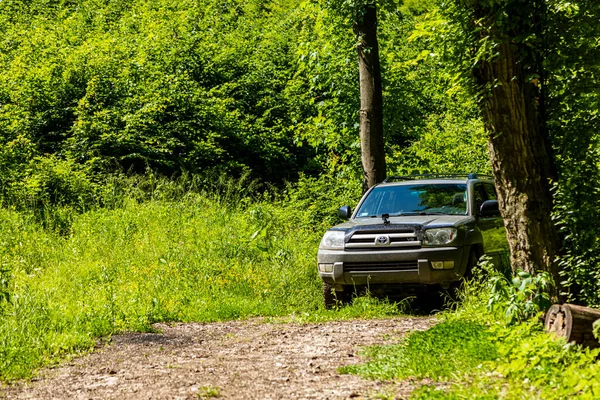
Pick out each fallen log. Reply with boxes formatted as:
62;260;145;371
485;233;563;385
544;304;600;348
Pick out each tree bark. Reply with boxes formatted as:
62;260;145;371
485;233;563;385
353;4;386;192
472;7;561;286
545;304;600;348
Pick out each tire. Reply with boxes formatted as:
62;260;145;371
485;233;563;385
444;249;480;304
322;281;346;309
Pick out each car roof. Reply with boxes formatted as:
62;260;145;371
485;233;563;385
377;178;494;187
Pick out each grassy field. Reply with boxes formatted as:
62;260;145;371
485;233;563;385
0;181;406;381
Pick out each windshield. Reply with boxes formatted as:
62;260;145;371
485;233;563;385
355;183;468;217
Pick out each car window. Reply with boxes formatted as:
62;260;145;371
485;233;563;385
356;184;468;217
473;184;488;212
484;183;498;200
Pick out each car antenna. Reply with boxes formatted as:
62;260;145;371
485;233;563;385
381;213;390;225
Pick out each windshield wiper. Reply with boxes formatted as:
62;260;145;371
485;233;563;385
362;211;419;219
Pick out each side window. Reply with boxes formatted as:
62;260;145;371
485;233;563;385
473;184;487;213
484;184;498;201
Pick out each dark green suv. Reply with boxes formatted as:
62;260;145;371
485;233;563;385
317;174;508;308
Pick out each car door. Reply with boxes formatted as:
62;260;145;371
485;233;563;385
480;183;509;256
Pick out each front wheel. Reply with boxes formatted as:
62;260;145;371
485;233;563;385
464;248;480;279
443;249;480;303
322;281;347;309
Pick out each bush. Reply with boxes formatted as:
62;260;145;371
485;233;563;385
284;172;362;232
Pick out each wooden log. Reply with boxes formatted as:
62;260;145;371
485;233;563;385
545;304;600;348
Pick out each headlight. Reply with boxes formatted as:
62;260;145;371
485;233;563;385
424;228;457;246
319;230;345;250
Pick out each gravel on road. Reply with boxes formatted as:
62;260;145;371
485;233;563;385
2;317;436;400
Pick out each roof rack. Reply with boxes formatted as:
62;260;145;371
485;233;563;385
382;173;494;183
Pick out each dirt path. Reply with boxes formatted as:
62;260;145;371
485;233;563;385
2;317;436;400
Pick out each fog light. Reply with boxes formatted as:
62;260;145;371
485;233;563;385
431;261;444;270
318;263;334;273
431;261;455;270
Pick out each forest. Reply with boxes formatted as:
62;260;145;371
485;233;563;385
1;0;600;397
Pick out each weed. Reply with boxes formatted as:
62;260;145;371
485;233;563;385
0;267;9;305
197;385;221;398
484;259;553;324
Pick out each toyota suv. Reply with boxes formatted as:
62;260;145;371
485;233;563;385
317;174;508;308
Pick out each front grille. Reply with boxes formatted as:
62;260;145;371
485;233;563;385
344;261;418;273
346;229;421;250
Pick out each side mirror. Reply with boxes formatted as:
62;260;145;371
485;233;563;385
480;200;500;217
338;206;352;219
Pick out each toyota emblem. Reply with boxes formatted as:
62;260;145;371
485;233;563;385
375;235;390;246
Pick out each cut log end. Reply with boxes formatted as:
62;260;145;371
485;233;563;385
545;304;570;339
544;303;600;348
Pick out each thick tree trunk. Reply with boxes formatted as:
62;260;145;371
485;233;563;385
353;4;386;192
545;304;600;348
473;26;561;285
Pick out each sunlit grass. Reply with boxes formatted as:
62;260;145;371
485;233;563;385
339;319;497;380
341;272;600;399
0;191;401;381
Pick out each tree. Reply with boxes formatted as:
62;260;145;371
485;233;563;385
354;3;386;190
448;0;561;283
321;0;387;190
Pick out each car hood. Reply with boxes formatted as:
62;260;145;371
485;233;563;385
331;214;474;230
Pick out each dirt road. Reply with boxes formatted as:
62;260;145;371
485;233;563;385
2;317;436;399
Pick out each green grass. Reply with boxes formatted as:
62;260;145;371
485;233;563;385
342;276;600;399
274;294;412;323
340;319;498;380
0;191;402;381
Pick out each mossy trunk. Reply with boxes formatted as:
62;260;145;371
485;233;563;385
473;10;561;288
354;4;386;192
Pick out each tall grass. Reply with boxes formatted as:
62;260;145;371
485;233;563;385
0;174;400;381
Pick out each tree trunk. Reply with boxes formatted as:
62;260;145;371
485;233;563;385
545;304;600;348
472;9;561;286
353;4;386;192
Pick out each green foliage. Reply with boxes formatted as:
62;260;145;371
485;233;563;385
0;0;490;201
0;177;403;381
340;319;498;380
434;0;600;303
0;267;9;305
543;1;600;305
389;112;489;175
594;319;600;342
284;173;362;230
0;0;313;184
411;317;600;399
486;269;553;325
281;292;408;323
295;1;490;178
198;385;221;399
345;271;600;399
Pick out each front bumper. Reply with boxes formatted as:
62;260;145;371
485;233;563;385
318;246;468;286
